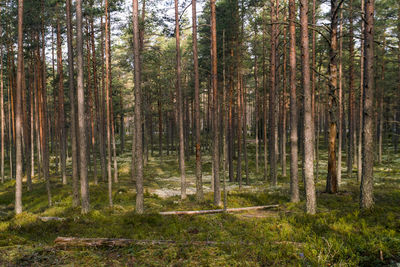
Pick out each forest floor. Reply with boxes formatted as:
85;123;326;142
1;143;400;266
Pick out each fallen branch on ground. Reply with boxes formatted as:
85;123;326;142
55;237;227;247
159;205;279;215
54;236;302;248
38;216;66;222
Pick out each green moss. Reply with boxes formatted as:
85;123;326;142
0;143;400;266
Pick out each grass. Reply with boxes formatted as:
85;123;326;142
0;141;400;266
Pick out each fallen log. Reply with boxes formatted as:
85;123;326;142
38;216;66;222
54;237;224;247
54;236;302;248
159;205;279;215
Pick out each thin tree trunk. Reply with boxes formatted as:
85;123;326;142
222;29;228;208
85;21;98;184
76;0;90;213
289;0;299;203
347;0;355;178
281;11;287;178
237;74;242;187
192;0;203;201
15;0;24;214
269;0;278;186
22;58;31;191
132;0;144;213
30;59;35;179
40;7;52;207
360;0;375;210
253;26;259;174
243;83;249;185
57;11;67;185
66;0;79;207
378;39;385;164
0;12;4;183
108;12;118;184
111;98;118;184
105;0;113;207
211;0;220;205
326;0;340;194
358;0;365;182
262;10;268;181
174;0;186;200
337;10;343;185
300;0;316;214
90;8;102;183
312;0;317;164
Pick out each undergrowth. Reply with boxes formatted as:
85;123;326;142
0;143;399;266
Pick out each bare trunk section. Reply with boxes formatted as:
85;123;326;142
300;0;316;214
76;0;90;213
326;0;340;194
15;0;24;214
85;21;97;185
281;12;287;178
358;0;365;182
66;0;80;207
192;0;203;201
337;10;343;185
40;7;52;207
269;0;278;186
132;0;144;213
105;0;113;208
262;11;268;181
56;10;67;185
289;0;299;203
0;9;4;183
378;39;385;164
174;0;186;200
347;0;355;178
211;0;220;205
360;0;375;209
253;26;259;174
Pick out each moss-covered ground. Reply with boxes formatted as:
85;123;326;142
1;142;400;266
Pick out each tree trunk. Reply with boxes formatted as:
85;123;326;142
326;0;340;194
105;0;113;207
0;11;4;183
262;10;268;181
76;0;90;213
281;12;287;178
253;26;259;174
85;21;97;184
57;11;67;185
15;0;24;214
300;0;316;214
192;0;203;201
237;74;242;187
174;0;186;200
40;8;52;207
132;0;144;214
269;0;278;186
289;0;299;203
66;0;80;207
360;0;375;209
347;0;355;178
107;13;118;185
378;39;385;164
211;0;220;205
358;0;365;182
337;10;343;185
90;10;102;182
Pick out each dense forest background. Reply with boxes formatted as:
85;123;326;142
1;0;400;265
